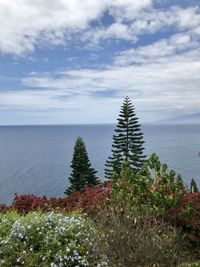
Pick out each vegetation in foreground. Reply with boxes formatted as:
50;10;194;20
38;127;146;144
0;97;199;266
0;212;107;267
0;154;200;266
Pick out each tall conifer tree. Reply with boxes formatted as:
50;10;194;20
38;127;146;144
65;137;98;195
190;178;199;193
105;96;146;179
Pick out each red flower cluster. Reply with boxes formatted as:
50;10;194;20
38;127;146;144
11;182;112;215
0;204;10;213
12;194;49;214
166;192;200;254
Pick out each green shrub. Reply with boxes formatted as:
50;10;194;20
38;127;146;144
179;263;200;267
166;192;200;259
95;198;187;267
110;154;186;216
140;153;186;214
0;211;108;267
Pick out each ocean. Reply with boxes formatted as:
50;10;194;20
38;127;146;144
0;124;199;204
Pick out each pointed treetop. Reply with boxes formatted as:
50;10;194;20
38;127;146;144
105;96;146;179
65;136;99;195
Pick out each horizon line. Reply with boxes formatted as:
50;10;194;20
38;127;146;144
0;122;198;127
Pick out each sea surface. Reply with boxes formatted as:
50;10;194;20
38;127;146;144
0;124;200;204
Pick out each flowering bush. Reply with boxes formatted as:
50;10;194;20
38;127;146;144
12;182;112;216
0;204;10;213
12;194;50;213
75;182;112;216
110;154;186;216
140;153;186;214
9;154;186;217
166;192;200;257
0;211;108;267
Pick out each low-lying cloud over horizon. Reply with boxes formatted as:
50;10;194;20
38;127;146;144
0;0;200;125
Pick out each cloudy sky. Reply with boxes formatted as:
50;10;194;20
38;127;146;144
0;0;200;125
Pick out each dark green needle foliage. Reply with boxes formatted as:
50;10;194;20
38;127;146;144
176;174;185;190
190;178;199;193
105;96;146;179
65;137;99;195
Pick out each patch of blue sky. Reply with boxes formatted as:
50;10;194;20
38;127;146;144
91;89;117;98
0;0;199;124
137;27;179;47
153;0;200;9
91;10;115;27
0;76;22;91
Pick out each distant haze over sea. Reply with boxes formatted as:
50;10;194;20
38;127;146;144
0;124;200;204
157;112;200;124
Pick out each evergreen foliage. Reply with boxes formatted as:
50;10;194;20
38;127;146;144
176;174;185;190
105;96;146;179
190;178;199;193
65;137;98;195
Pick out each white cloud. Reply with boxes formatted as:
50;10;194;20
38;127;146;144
108;0;152;21
0;44;196;123
170;34;191;45
84;23;137;45
176;6;200;29
0;0;152;55
126;6;200;37
0;0;199;55
0;0;107;55
115;31;199;65
0;1;200;124
82;5;200;49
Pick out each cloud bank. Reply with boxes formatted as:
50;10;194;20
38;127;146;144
0;0;152;55
0;0;200;124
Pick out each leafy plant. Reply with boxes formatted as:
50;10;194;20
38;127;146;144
166;192;200;258
0;211;108;267
12;182;112;216
140;153;186;214
109;154;186;216
0;204;10;213
95;201;186;267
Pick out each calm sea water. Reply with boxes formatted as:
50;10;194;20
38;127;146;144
0;124;199;204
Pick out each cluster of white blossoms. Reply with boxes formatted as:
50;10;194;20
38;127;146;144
0;212;108;267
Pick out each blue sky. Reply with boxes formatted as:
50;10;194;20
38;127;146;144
0;0;200;125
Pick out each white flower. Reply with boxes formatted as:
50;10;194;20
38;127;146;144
17;257;21;263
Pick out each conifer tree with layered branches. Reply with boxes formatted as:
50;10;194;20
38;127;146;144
105;96;146;179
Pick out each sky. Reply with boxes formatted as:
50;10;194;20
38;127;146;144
0;0;200;125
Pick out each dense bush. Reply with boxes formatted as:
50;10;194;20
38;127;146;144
1;154;199;266
95;199;186;267
0;204;10;213
109;154;186;217
166;192;200;257
12;182;112;215
140;153;186;214
12;194;49;213
72;181;112;216
0;211;108;267
8;154;186;217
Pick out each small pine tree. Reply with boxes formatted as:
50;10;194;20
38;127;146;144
190;178;199;193
105;96;146;179
65;137;98;195
176;174;185;190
